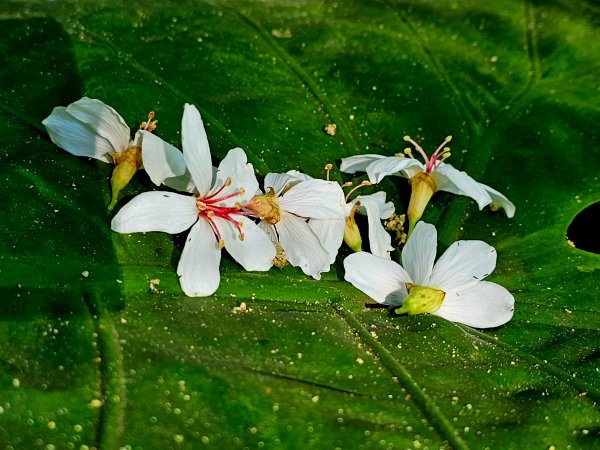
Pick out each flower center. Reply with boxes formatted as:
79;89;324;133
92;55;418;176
395;284;446;316
399;135;452;173
246;189;281;225
195;177;248;249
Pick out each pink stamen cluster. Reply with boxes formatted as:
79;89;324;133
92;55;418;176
403;135;452;173
195;177;253;248
140;111;157;132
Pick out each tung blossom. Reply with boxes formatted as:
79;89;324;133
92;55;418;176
111;104;275;297
283;168;395;260
344;222;515;328
42;97;159;210
341;135;515;234
245;172;347;280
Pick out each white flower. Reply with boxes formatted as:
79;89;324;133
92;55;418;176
343;221;514;328
245;172;347;280
111;104;275;297
283;170;395;260
42;96;163;209
340;135;515;233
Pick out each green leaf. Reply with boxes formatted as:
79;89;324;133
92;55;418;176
1;1;599;449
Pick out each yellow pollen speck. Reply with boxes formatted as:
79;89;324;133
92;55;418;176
206;211;215;218
217;239;225;250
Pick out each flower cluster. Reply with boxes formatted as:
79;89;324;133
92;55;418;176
43;97;515;328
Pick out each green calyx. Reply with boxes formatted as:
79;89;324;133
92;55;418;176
395;284;445;316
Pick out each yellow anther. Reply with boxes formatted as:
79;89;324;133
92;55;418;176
206;210;215;218
445;135;452;142
403;135;411;141
235;202;242;209
340;182;353;188
359;180;372;187
239;232;245;241
238;188;245;196
217;239;225;249
325;163;333;170
224;177;232;186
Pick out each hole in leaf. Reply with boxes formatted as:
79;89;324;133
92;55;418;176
567;202;600;254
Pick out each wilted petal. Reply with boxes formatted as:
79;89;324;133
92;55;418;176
215;148;258;204
43;106;115;161
340;154;386;174
344;252;411;306
432;164;492;210
355;195;394;258
177;220;221;297
182;104;213;195
401;221;437;285
111;191;197;234
276;213;331;279
309;218;345;264
434;281;515;328
480;183;515;218
222;215;275;271
279;179;346;219
366;157;424;183
428;239;497;293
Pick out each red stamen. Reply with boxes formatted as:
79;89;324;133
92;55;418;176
204;177;232;200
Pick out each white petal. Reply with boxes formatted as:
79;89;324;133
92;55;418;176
401;221;437;285
279;179;347;219
258;221;278;244
340;154;386;174
222;215;275;271
343;252;411;306
366;157;424;183
140;131;187;186
308;218;345;264
264;172;303;195
355;196;394;258
356;191;394;219
432;163;491;210
111;191;197;234
428;239;497;293
480;183;516;218
276;213;331;279
65;97;130;153
182;104;213;195
214;148;259;204
285;170;313;181
177;220;221;297
433;281;515;328
43;107;114;161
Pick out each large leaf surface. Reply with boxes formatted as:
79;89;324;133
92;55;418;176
1;1;599;448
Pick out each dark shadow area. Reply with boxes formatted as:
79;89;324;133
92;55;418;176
567;202;600;254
